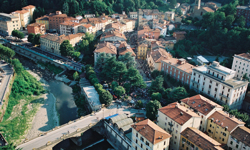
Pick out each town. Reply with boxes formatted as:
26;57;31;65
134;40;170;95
0;0;249;149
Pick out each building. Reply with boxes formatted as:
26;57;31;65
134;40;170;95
161;58;195;85
173;31;186;42
237;5;250;26
48;11;68;32
137;42;149;60
94;42;117;64
227;126;250;150
192;0;215;19
11;10;30;28
206;111;245;144
84;14;95;18
78;24;96;35
165;12;175;21
100;30;127;42
157;102;201;150
60;21;80;35
0;13;20;36
161;41;174;51
121;19;135;32
197;55;209;65
36;15;49;30
129;12;137;19
40;33;84;55
27;23;45;35
180;127;223;150
137;28;161;41
190;61;248;109
131;119;171;150
117;41;136;58
79;78;101;112
180;94;223;132
232;53;250;79
242;94;250;113
22;5;36;21
147;48;172;71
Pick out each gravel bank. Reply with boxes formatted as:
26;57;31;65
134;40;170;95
25;70;59;140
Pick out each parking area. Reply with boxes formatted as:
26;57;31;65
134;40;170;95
0;60;14;105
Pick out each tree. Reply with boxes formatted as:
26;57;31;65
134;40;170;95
113;61;127;84
226;15;235;27
123;82;131;94
1;0;10;13
59;40;74;56
243;73;249;81
99;90;113;106
125;67;146;89
146;100;162;120
151;92;162;101
169;87;188;101
215;55;219;62
118;52;136;69
151;70;163;79
169;0;177;8
73;71;79;81
135;100;143;109
34;34;41;45
28;33;35;44
236;16;246;27
202;12;214;28
101;57;117;82
114;86;125;98
222;104;230;112
149;75;164;94
95;52;112;71
111;81;119;90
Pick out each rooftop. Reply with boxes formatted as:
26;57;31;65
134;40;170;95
162;58;195;74
27;22;45;27
0;13;18;20
118;41;136;56
36;15;49;21
181;94;223;115
181;128;223;150
237;5;250;10
131;119;171;144
60;21;80;27
22;5;36;9
13;9;29;14
159;102;200;125
94;42;117;54
208;61;234;75
230;126;250;147
208;111;245;132
40;33;84;43
234;53;250;60
149;48;172;63
203;6;215;12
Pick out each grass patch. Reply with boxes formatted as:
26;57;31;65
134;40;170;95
38;61;64;75
0;70;45;144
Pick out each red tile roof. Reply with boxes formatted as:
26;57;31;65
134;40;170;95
94;42;117;54
230;126;250;147
149;48;172;63
162;58;196;74
131;119;171;144
159;102;200;125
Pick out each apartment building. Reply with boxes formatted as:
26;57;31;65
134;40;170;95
180;94;223;132
173;31;186;42
131;119;171;150
191;61;248;109
36;15;49;30
100;30;127;42
60;21;80;35
157;102;201;150
147;48;172;71
206;111;245;144
78;24;96;35
164;12;175;21
161;58;195;85
11;10;30;28
84;14;95;18
117;41;136;58
180;127;223;150
129;12;137;19
22;5;36;21
227;126;250;150
137;42;148;60
48;11;68;32
27;23;45;35
93;42;117;64
40;33;84;55
0;13;20;36
236;5;250;26
232;53;250;79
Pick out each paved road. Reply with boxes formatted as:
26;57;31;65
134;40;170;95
17;107;145;150
0;62;13;105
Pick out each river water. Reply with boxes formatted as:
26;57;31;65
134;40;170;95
48;80;78;125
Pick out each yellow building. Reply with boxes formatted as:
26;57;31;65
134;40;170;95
137;43;148;60
206;111;245;144
180;127;223;150
0;13;21;36
36;15;49;30
131;119;171;150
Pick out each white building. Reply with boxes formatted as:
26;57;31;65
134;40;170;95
129;12;137;19
165;12;175;21
180;94;223;132
190;61;248;109
197;55;209;65
232;53;250;79
60;21;80;35
157;102;201;150
227;126;250;150
131;119;171;150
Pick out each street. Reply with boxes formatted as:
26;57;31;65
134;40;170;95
0;62;13;105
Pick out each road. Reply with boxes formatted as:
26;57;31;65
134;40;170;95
0;62;13;105
17;107;145;150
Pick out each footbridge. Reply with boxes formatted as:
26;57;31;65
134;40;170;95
0;38;82;72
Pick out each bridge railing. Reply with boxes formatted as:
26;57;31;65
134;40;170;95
34;122;98;150
17;113;94;146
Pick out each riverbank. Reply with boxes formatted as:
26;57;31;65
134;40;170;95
25;70;59;140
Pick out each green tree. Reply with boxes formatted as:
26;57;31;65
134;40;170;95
146;100;162;120
95;52;112;71
101;57;117;82
149;75;164;94
222;104;230;112
169;87;188;101
151;92;162;101
202;12;214;28
114;86;125;98
215;55;219;62
59;40;74;56
113;61;127;84
236;16;246;27
111;81;119;90
34;34;41;45
226;15;235;27
99;89;113;106
123;82;131;94
73;71;79;81
28;33;35;44
135;100;143;109
243;73;249;81
1;0;10;13
118;52;136;69
62;2;69;15
169;0;177;8
151;70;163;79
125;67;146;89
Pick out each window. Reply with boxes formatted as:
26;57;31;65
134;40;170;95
141;144;143;148
222;138;224;142
208;129;211;133
136;139;138;143
215;88;217;91
236;145;239;148
140;137;144;142
209;85;211;89
230;141;233;145
135;146;137;150
208;91;210;94
223;132;226;136
136;133;138;137
146;141;149;146
165;117;167;120
164;141;166;145
201;121;202;124
210;80;212;83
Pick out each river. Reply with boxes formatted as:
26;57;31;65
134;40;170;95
48;80;78;125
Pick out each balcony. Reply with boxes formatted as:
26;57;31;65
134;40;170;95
168;122;173;126
168;128;173;133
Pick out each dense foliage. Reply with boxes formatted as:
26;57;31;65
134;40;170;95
11;30;24;39
146;100;162;120
28;33;41;45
